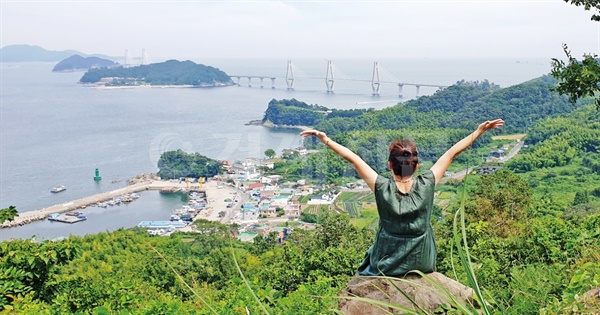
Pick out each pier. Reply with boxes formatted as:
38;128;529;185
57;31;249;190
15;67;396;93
1;180;196;228
48;213;87;224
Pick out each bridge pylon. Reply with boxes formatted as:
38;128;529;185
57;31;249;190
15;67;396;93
141;48;148;65
372;61;381;96
285;60;295;90
325;60;335;93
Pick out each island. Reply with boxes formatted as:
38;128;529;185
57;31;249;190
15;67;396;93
251;98;374;128
52;54;118;72
79;59;233;87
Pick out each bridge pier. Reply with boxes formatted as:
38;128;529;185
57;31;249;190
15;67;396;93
247;77;252;88
259;77;264;88
235;76;241;86
415;85;421;98
398;83;404;98
270;77;276;89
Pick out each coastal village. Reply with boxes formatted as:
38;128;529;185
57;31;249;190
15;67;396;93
1;138;524;243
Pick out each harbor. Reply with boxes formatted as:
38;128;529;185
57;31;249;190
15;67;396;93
1;179;227;229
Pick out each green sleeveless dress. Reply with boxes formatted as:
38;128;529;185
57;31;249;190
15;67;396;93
357;170;437;277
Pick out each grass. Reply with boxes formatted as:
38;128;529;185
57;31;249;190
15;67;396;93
298;194;313;204
349;205;378;229
491;134;526;140
437;191;454;200
278;221;301;227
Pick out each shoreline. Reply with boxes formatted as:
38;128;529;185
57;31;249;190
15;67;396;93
246;119;310;131
91;82;234;90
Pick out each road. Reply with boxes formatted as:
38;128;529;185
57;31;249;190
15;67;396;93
441;139;525;183
499;141;524;162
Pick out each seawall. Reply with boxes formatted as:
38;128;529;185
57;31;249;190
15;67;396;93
0;181;193;228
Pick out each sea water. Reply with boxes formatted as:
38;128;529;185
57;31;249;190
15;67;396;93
0;58;551;240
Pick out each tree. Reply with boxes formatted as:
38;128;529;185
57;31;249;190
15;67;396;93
264;148;276;159
573;190;590;205
468;169;533;237
551;1;600;109
564;0;600;21
0;205;18;223
551;45;600;109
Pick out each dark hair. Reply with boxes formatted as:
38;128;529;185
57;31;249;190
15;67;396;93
388;138;419;177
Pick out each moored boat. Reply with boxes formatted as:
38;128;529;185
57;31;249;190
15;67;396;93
51;185;66;193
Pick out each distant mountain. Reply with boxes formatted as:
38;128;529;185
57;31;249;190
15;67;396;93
0;45;117;62
52;55;119;72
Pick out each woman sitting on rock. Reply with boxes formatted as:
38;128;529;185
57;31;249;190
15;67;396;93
300;119;504;276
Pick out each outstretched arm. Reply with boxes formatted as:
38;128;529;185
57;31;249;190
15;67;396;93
300;130;378;191
430;119;504;185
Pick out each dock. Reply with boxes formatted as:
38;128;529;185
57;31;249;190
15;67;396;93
138;221;187;229
48;213;87;224
1;180;199;228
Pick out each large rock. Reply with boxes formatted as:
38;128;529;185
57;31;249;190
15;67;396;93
582;287;600;313
339;272;480;314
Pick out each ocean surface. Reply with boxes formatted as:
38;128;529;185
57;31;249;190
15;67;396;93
0;58;551;240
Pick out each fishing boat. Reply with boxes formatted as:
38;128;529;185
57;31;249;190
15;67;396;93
51;185;66;193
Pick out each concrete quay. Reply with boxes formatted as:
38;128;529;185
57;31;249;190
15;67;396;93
0;181;192;228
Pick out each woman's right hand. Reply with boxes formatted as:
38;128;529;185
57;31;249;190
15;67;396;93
300;129;328;143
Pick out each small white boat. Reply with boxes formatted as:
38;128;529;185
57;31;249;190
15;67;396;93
51;185;66;193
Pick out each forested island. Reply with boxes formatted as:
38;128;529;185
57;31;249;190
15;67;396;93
52;54;118;72
157;150;221;179
79;60;233;87
1;72;599;313
260;98;373;127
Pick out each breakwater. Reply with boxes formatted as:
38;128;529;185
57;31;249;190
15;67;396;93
1;180;192;228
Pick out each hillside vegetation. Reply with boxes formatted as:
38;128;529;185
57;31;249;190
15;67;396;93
2;75;599;314
267;77;590;181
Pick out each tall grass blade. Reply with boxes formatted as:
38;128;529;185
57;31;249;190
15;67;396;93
452;156;491;315
229;238;271;315
147;242;219;315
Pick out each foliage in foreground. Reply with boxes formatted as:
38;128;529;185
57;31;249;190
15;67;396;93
551;0;600;109
2;157;599;314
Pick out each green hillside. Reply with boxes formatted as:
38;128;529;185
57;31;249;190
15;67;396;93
2;78;599;313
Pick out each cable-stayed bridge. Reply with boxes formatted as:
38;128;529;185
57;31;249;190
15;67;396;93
228;60;449;98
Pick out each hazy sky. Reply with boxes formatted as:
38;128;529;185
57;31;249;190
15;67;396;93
1;0;598;61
